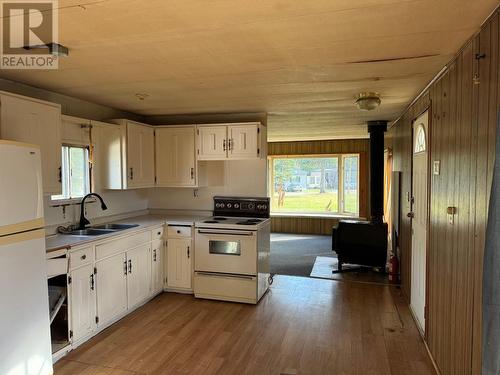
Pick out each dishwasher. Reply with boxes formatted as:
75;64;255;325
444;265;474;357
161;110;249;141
46;249;71;355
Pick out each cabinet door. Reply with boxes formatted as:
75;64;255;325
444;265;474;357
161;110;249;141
127;244;152;308
91;121;124;190
167;238;192;289
0;94;62;193
228;123;259;159
95;253;127;326
151;240;163;295
156;127;196;186
127;122;155;188
70;264;96;341
197;126;227;160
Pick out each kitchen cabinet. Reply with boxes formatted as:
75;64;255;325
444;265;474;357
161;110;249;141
100;119;155;189
167;238;192;290
197;122;265;160
197;125;228;160
61;115;91;145
95;252;128;327
127;122;155;188
155;126;197;187
0;91;62;194
69;263;96;342
151;239;163;295
126;244;152;308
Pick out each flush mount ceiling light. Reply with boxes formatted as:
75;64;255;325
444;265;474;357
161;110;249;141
355;92;381;111
135;93;150;101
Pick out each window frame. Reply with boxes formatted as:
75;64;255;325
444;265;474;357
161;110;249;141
50;144;92;204
267;153;360;217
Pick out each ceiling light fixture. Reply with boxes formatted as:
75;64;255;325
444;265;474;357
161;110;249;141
23;43;69;57
355;92;381;111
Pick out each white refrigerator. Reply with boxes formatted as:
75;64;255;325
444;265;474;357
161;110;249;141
0;141;53;375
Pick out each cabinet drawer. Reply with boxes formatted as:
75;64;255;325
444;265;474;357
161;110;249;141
46;257;68;278
70;246;93;269
152;226;164;241
194;272;257;303
96;231;151;260
167;225;192;238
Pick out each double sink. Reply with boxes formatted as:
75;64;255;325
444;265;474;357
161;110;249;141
66;223;139;237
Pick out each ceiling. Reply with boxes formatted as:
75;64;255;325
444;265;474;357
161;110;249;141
0;0;497;141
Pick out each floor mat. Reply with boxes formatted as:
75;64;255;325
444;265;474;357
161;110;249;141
310;256;392;285
270;233;334;277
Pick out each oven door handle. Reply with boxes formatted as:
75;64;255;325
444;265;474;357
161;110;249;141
197;229;254;236
196;271;256;280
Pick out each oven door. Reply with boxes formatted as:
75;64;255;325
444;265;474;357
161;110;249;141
195;228;257;275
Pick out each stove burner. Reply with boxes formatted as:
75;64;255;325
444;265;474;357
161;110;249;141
203;220;219;223
212;217;227;220
236;219;263;225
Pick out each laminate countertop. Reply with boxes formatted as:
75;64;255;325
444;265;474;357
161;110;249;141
45;214;204;252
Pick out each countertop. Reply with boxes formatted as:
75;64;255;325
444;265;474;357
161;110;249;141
45;214;205;252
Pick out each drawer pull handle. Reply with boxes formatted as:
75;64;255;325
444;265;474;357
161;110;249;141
81;254;87;260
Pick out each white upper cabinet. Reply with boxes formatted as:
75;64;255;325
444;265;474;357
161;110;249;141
197;125;227;160
228;123;259;159
99;119;155;189
0;92;62;194
126;122;155;188
155;126;197;187
197;122;265;161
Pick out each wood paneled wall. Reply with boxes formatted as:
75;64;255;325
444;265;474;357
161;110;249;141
268;139;370;235
387;8;499;375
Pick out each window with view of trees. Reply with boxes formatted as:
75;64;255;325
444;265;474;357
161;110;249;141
51;145;91;201
269;154;359;216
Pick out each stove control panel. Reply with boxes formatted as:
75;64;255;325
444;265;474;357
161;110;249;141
213;196;270;218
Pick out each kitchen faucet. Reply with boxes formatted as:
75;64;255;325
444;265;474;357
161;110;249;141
79;193;108;229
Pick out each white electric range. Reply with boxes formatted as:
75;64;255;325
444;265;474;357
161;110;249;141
194;196;271;304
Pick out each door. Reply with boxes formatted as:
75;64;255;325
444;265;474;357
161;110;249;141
194;228;257;275
95;253;127;326
410;111;429;332
156;127;196;186
151;240;163;294
127;244;152;308
228;124;259;159
127;122;155;188
0;94;62;194
0;142;43;234
167;238;192;289
70;264;96;341
197;126;227;160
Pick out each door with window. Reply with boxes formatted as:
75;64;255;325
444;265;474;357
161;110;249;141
410;111;429;332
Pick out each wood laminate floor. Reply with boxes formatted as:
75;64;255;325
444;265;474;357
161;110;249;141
55;275;435;375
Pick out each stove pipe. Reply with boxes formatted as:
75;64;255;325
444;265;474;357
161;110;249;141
367;120;388;224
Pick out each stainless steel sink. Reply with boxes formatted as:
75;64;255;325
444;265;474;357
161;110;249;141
92;223;139;231
68;228;116;236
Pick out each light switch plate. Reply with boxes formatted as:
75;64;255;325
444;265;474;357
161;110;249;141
433;160;440;175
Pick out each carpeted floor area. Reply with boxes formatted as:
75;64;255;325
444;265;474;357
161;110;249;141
270;232;334;276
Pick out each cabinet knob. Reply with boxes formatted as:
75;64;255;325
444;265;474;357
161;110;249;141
81;254;87;260
177;230;181;234
157;231;161;235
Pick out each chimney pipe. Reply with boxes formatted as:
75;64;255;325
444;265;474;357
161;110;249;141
367;120;388;224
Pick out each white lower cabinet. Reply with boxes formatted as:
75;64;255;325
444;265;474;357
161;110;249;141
167;238;192;290
69;264;96;342
126;244;152;309
151;240;163;295
95;252;128;327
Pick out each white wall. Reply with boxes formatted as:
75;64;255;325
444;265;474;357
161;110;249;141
148;159;268;211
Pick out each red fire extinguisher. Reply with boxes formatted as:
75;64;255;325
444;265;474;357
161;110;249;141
388;254;399;283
